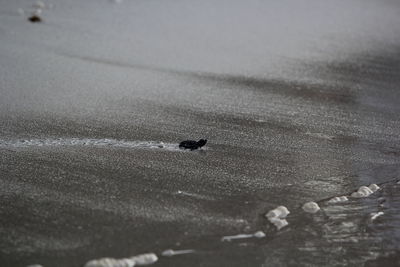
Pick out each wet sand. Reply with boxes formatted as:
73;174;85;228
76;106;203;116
1;0;400;266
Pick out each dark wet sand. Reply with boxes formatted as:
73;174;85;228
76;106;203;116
2;0;400;265
1;48;400;266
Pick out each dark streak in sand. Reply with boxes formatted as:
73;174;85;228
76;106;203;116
59;52;356;105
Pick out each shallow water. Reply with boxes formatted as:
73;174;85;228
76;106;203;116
1;0;400;266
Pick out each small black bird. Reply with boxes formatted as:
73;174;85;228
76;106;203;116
179;139;207;150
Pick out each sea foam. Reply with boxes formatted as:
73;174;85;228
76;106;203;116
0;138;180;151
265;206;290;230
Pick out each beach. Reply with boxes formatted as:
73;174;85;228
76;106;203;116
1;0;400;266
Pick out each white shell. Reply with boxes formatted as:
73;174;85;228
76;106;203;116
302;202;320;213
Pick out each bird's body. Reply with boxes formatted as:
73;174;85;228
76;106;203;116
179;139;207;150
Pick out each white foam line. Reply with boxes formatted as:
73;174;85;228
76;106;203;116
370;211;384;221
221;231;265;241
174;190;215;201
84;253;158;267
0;138;180;151
161;249;195;257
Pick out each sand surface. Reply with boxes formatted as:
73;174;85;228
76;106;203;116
1;0;400;266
